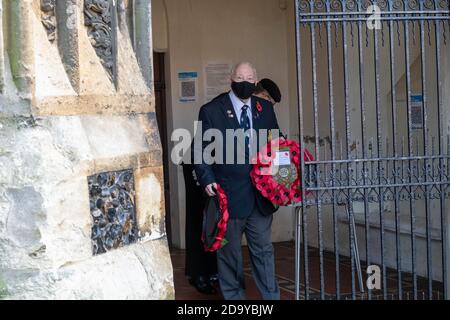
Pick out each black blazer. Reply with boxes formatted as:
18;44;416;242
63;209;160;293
193;92;280;219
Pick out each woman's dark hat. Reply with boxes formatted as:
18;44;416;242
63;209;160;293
258;78;281;103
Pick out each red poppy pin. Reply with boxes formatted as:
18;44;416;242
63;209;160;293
256;102;263;112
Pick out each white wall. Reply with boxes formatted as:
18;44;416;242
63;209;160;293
152;0;299;248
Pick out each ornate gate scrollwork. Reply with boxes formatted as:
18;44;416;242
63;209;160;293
295;0;450;301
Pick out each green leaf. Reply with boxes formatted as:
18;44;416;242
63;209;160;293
221;238;229;247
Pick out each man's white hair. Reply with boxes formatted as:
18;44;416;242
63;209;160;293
230;62;258;79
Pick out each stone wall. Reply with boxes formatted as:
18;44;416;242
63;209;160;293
0;0;174;299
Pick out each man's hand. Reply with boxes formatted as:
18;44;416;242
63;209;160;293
205;183;218;197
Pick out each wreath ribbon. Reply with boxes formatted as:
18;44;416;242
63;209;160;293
201;184;230;252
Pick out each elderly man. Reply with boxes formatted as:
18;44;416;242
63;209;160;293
193;62;281;300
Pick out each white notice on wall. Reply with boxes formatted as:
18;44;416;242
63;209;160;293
205;63;231;103
411;95;424;129
178;72;198;103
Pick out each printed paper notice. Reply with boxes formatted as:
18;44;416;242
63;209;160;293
178;72;198;103
205;63;231;102
411;95;423;129
274;151;291;166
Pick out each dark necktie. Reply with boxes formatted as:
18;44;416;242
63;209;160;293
240;105;250;162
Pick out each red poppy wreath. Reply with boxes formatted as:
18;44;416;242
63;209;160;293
202;184;230;252
250;138;314;207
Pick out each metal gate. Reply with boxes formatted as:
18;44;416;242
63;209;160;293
294;0;450;300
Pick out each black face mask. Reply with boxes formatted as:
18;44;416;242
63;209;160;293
231;81;256;100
